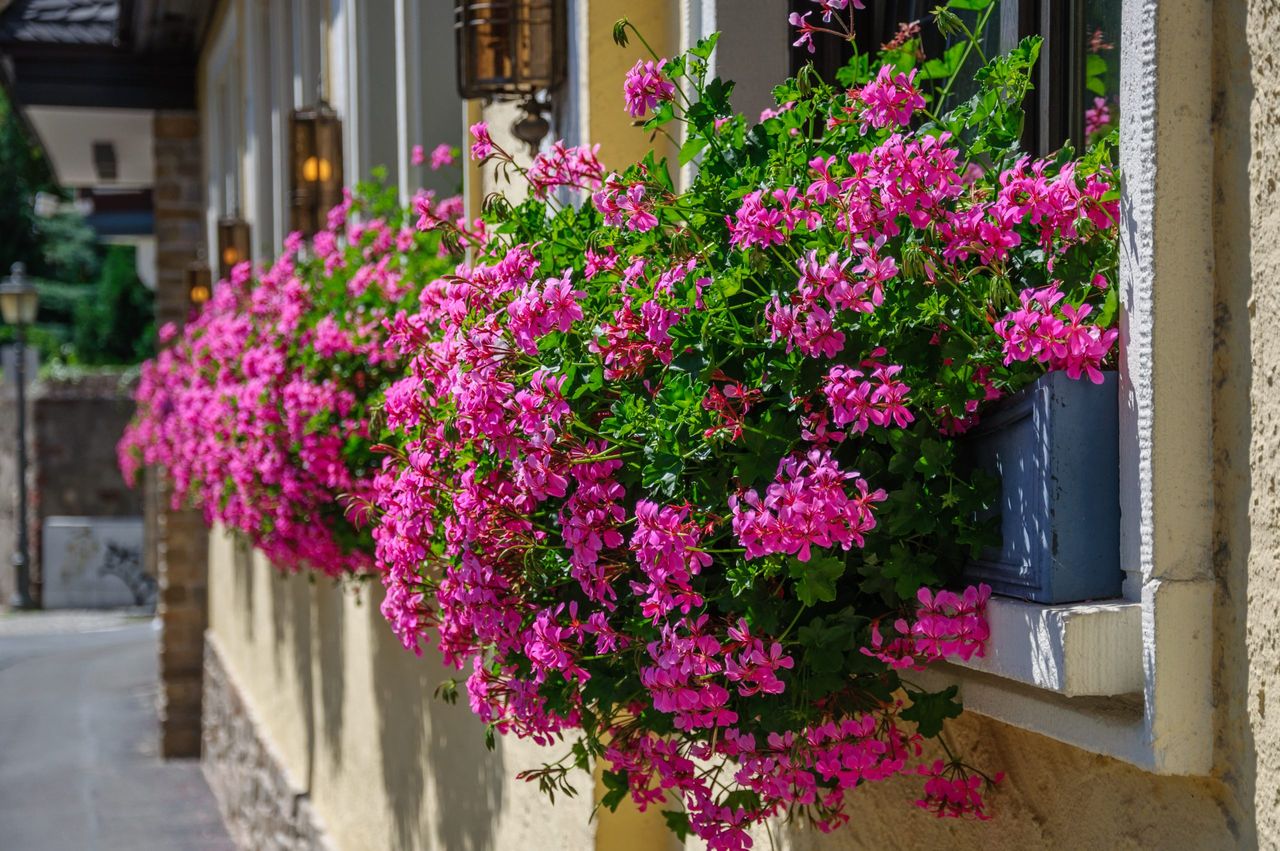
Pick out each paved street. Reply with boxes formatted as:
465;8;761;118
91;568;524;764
0;611;235;851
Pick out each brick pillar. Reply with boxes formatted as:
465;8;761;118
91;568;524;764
152;110;210;758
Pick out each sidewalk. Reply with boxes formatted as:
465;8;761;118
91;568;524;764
0;610;235;851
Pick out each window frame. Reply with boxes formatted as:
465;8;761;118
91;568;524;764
770;0;1214;775
789;0;1098;157
919;0;1217;776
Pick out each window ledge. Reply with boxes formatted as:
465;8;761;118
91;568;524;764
951;597;1142;697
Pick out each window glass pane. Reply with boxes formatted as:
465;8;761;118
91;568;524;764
1083;0;1121;143
789;0;1119;154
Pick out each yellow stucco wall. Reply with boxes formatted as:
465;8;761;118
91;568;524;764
581;0;679;171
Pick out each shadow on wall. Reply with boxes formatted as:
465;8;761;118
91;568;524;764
369;593;507;851
316;580;347;772
270;556;316;790
232;535;255;643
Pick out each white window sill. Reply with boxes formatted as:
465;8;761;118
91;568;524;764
905;594;1150;766
949;597;1142;697
910;582;1213;775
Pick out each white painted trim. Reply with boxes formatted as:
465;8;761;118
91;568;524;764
394;0;417;203
202;5;240;262
913;665;1153;768
930;0;1217;777
268;0;293;245
951;598;1142;697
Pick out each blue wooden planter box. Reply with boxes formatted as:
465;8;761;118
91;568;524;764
962;370;1122;603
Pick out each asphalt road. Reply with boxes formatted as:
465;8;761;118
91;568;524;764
0;612;235;851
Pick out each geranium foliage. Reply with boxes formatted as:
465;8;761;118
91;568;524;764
119;175;464;575
371;2;1117;848
122;1;1121;847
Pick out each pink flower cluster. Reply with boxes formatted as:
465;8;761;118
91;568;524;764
412;143;456;170
623;59;676;118
994;284;1119;383
630;501;712;620
469;121;494;161
730;449;887;562
862;584;992;670
528;142;606;199
823;360;914;432
766;244;897;358
916;760;1003;820
851;66;926;133
1085;96;1113;138
940;157;1119;265
120;185;461;577
120;247;370;576
593;174;660;232
605;593;991;848
726;187;818;250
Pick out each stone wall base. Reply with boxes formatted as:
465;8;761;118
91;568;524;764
202;636;334;851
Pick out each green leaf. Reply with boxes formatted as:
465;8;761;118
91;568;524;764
642;444;684;498
1095;282;1119;327
662;810;691;841
913;438;953;477
679;134;709;166
721;789;762;812
788;552;846;606
921;42;968;81
902;686;963;737
689;32;720;62
599;770;629;812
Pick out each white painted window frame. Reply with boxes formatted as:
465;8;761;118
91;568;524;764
202;7;242;264
680;0;1213;775
918;0;1216;776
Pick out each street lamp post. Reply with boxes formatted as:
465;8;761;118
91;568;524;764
0;263;39;609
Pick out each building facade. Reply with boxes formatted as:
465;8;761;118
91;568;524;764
5;0;1278;848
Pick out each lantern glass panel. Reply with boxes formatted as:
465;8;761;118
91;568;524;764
186;264;212;306
455;0;565;98
0;265;38;325
290;104;344;237
0;288;38;325
217;218;252;279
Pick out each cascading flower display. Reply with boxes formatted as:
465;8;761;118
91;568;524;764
368;2;1118;847
124;1;1120;847
119;178;463;576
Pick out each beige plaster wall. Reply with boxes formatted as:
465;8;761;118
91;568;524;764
1247;1;1280;847
207;525;598;851
580;0;679;171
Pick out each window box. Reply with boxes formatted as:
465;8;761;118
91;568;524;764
963;370;1122;604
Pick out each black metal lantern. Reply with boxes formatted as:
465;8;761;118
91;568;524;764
0;262;38;326
186;252;212;307
455;0;566;152
216;216;252;280
290;100;344;237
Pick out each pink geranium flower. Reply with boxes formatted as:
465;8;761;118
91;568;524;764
623;59;676;117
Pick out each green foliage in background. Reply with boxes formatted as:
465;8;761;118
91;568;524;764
0;90;154;367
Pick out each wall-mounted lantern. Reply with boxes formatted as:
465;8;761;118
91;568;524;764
216;216;252;280
186;252;212;308
289;100;344;237
455;0;567;152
